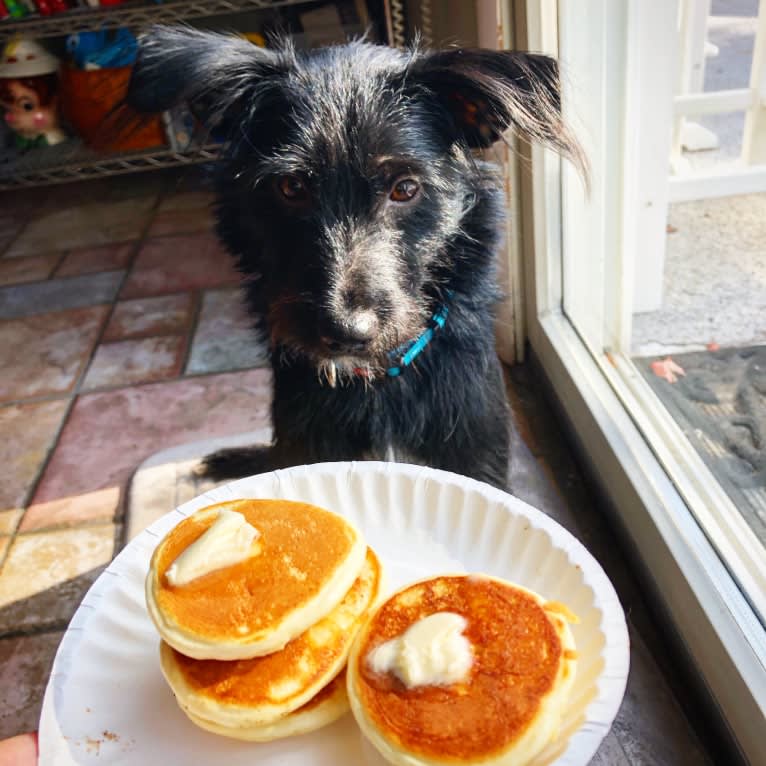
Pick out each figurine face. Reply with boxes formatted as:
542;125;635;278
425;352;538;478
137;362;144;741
1;79;57;139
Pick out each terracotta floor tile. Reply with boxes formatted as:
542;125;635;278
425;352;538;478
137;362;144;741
2;187;52;215
0;631;63;738
55;242;135;278
0;253;61;286
147;207;216;237
82;336;186;390
158;190;216;211
0;400;70;514
0;271;123;321
170;168;215;195
6;198;153;257
102;293;194;341
120;234;239;299
0;525;115;634
0;306;108;403
21;488;120;533
0;215;25;256
38;173;164;212
186;287;267;374
0;510;22;536
24;369;271;530
0;212;24;234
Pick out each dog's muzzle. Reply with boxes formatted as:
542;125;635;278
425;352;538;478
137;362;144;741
318;309;379;355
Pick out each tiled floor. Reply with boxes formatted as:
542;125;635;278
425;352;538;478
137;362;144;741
0;171;275;741
0;171;723;763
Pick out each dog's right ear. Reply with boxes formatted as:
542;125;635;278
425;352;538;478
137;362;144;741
409;48;586;179
127;26;283;132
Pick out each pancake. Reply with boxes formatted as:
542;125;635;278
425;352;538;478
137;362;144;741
180;671;349;742
347;574;577;766
160;548;382;729
146;498;367;660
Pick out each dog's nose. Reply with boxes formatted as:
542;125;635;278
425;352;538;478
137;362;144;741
320;310;378;353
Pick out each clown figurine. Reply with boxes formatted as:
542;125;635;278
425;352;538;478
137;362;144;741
0;38;67;150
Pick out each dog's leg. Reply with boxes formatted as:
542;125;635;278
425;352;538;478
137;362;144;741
417;363;512;491
468;441;511;491
198;430;320;481
433;434;510;491
198;445;275;481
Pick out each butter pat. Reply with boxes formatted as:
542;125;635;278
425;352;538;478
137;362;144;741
165;509;260;586
367;611;472;688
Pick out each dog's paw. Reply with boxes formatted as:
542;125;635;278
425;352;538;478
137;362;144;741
196;446;273;481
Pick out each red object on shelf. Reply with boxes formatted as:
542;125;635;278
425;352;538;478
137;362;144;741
34;0;68;13
99;0;128;5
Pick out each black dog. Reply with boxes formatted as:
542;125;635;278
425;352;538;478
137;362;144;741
127;28;580;490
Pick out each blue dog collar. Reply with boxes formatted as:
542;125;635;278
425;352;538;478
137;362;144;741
386;297;451;377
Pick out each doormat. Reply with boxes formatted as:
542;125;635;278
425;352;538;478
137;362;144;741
635;345;766;546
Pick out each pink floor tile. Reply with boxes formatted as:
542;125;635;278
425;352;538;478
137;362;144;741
6;199;153;257
82;336;186;390
0;212;23;238
55;243;135;277
146;207;216;237
0;306;108;403
0;525;115;634
38;173;164;213
158;191;216;211
120;235;239;299
0;631;63;737
0;509;22;536
23;369;272;530
186;287;266;373
0;214;26;256
0;399;69;515
0;253;61;286
102;293;195;341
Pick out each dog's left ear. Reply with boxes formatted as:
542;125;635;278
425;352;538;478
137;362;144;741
126;26;285;134
411;49;583;169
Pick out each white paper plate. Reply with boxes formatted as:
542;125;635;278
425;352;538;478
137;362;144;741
39;462;629;766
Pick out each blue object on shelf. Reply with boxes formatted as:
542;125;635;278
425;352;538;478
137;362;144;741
66;28;138;70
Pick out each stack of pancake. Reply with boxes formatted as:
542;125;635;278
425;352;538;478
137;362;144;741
347;574;578;766
146;499;579;762
145;498;382;741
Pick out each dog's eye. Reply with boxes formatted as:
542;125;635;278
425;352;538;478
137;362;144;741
275;175;309;204
389;178;420;203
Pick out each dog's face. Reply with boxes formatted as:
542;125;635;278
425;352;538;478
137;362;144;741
218;45;470;369
129;30;580;374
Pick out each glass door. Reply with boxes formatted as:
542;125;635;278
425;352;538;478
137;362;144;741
513;0;766;761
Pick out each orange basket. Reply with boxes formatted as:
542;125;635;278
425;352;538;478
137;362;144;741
59;64;166;152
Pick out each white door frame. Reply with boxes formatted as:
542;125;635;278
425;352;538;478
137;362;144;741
514;1;766;762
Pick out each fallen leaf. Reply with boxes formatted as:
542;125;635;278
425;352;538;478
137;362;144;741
650;357;686;383
706;341;720;351
666;223;678;234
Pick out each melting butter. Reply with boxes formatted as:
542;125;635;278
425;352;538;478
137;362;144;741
367;611;472;688
165;509;260;586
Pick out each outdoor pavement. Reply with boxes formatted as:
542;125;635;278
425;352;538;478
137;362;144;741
631;0;766;356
